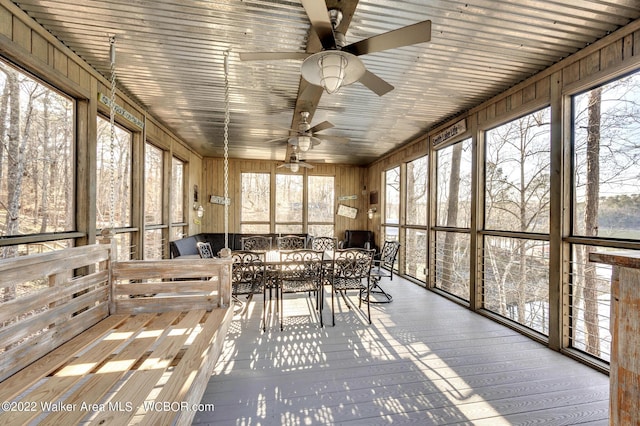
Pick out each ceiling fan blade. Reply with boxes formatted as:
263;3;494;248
358;70;395;96
265;136;288;144
318;135;349;144
342;20;431;56
309;120;334;133
239;52;310;61
299;162;314;169
301;0;336;50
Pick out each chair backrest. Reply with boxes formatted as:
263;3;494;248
241;235;272;251
378;241;401;269
333;248;375;279
277;235;307;250
231;250;265;286
311;236;337;251
342;230;374;249
196;241;215;258
279;249;324;281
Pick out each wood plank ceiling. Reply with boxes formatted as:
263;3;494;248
12;0;640;165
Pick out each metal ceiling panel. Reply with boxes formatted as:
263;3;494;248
12;0;640;165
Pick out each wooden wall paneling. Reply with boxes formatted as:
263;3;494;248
12;16;30;51
623;33;634;59
580;50;601;78
67;60;80;86
201;158;221;234
53;47;67;76
562;61;581;86
189;154;203;235
601;39;623;69
509;89;523;111
536;76;551;99
522;82;536;104
495;97;507;116
476;107;487;126
334;165;366;239
172;139;191;160
0;5;10;38
31;31;46;62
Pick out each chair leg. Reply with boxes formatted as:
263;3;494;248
279;286;284;331
339;290;352;309
366;286;371;324
318;283;323;328
367;276;393;303
331;286;335;326
262;289;267;332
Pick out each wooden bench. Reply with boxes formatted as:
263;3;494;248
0;243;233;425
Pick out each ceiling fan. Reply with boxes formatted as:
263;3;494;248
239;0;431;96
277;149;314;173
269;111;348;152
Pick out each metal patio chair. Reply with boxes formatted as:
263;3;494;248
330;248;375;325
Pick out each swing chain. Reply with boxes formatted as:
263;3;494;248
222;50;231;255
108;35;117;233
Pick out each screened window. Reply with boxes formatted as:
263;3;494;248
308;175;335;237
0;59;74;258
275;173;303;234
241;172;270;233
384;166;401;227
573;74;640;239
96;117;132;230
483;109;551;333
485;109;550;233
436;139;472;228
383;166;400;247
405;156;428;281
434;138;473;300
171;157;186;240
406;156;427;226
569;70;640;362
483;236;550;334
144;143;164;259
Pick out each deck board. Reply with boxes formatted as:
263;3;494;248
196;278;609;425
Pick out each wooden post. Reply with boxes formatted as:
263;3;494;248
99;229;117;314
588;251;640;426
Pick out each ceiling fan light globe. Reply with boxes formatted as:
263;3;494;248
301;51;365;94
319;53;347;94
290;163;300;173
298;135;312;152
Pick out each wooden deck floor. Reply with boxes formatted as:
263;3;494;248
195;277;609;425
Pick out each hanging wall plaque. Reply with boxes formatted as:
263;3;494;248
337;204;358;219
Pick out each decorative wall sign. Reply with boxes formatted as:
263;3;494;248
338;195;358;201
337;204;358;219
433;118;466;146
210;195;231;205
98;92;145;129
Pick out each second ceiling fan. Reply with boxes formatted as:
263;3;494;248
240;0;432;96
269;111;348;152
